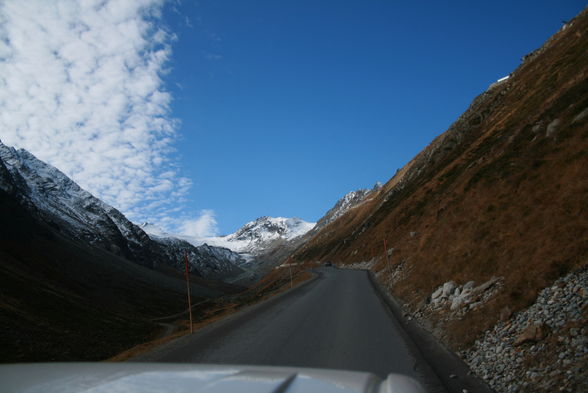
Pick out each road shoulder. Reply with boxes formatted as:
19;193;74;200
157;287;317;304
366;270;493;393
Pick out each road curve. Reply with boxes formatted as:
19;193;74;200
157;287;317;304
135;268;439;387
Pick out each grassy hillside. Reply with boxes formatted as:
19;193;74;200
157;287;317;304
290;8;588;349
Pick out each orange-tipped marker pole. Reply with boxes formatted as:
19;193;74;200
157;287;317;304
383;238;392;276
184;253;193;333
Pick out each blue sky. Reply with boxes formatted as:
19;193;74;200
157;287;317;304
162;0;585;234
1;1;584;237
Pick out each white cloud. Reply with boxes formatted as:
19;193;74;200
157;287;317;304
179;210;219;238
0;0;192;228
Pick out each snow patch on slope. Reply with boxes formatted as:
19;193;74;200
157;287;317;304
140;222;172;239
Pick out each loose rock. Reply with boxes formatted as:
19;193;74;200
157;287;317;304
462;268;587;393
545;118;561;137
513;323;549;346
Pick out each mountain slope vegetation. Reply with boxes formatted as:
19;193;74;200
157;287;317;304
290;9;588;350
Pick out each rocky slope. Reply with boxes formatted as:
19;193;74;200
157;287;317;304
462;267;586;393
295;183;383;252
313;183;382;231
288;9;588;393
0;140;244;281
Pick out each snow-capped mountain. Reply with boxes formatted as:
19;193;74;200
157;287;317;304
0;140;244;280
193;216;316;254
221;185;383;269
186;184;380;261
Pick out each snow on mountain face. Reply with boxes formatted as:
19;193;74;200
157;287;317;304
196;216;316;254
314;182;382;231
139;222;171;238
232;217;315;242
0;141;148;257
148;235;246;279
139;222;248;274
321;190;371;226
0;139;244;280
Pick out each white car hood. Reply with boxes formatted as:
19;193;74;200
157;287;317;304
0;363;425;393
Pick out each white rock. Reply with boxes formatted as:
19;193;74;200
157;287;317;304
443;281;457;297
464;281;476;291
451;296;465;310
546;119;561;137
573;108;588;123
432;286;444;300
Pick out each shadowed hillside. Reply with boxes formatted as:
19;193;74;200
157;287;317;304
0;145;244;363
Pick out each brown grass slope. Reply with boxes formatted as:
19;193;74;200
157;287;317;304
290;9;588;349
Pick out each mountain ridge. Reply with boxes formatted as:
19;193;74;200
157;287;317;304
0;140;245;280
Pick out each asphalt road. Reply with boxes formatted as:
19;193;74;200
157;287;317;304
137;268;438;381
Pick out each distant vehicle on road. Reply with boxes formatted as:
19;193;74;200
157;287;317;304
324;261;333;267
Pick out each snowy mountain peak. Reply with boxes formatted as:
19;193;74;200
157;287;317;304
232;216;314;241
196;216;316;254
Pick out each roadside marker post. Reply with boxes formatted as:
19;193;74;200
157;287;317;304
184;253;193;334
383;238;392;277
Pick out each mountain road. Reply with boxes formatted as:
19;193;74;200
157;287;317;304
134;268;487;393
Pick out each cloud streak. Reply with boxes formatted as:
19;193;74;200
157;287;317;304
0;0;195;229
